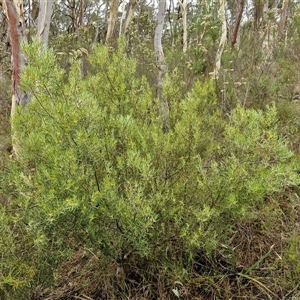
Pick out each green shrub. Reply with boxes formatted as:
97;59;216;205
1;39;298;297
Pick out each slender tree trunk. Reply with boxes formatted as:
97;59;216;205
121;0;137;35
213;0;226;79
277;0;289;41
36;0;54;46
31;0;39;21
106;0;119;43
231;0;244;47
178;0;187;53
261;0;270;50
79;0;84;28
71;0;77;33
167;0;175;47
2;0;28;156
28;0;31;29
3;0;28;109
154;0;169;132
119;0;126;37
253;0;262;32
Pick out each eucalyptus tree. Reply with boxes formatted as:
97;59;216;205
36;0;54;46
2;0;28;110
120;0;137;35
213;0;227;79
106;0;118;42
227;0;244;47
277;0;289;41
1;0;28;156
179;0;188;52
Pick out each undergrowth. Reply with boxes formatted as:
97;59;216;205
0;40;300;299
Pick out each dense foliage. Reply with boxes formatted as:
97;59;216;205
1;39;300;299
1;1;300;299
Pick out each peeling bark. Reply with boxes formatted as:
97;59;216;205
3;0;28;108
2;0;28;156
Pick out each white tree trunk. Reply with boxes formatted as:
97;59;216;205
119;0;127;37
213;0;227;79
121;0;137;35
154;0;169;131
178;0;188;53
36;0;54;47
106;0;119;43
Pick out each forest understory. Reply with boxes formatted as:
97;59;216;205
1;1;300;299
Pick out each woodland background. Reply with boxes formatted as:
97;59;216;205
1;0;300;299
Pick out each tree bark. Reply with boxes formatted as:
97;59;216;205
213;0;226;79
2;0;28;109
154;0;169;132
178;0;187;53
119;0;126;37
106;0;118;43
253;0;262;32
261;0;269;50
2;0;28;156
79;0;84;28
31;1;40;21
121;0;137;35
231;0;244;47
277;0;289;41
36;0;54;46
